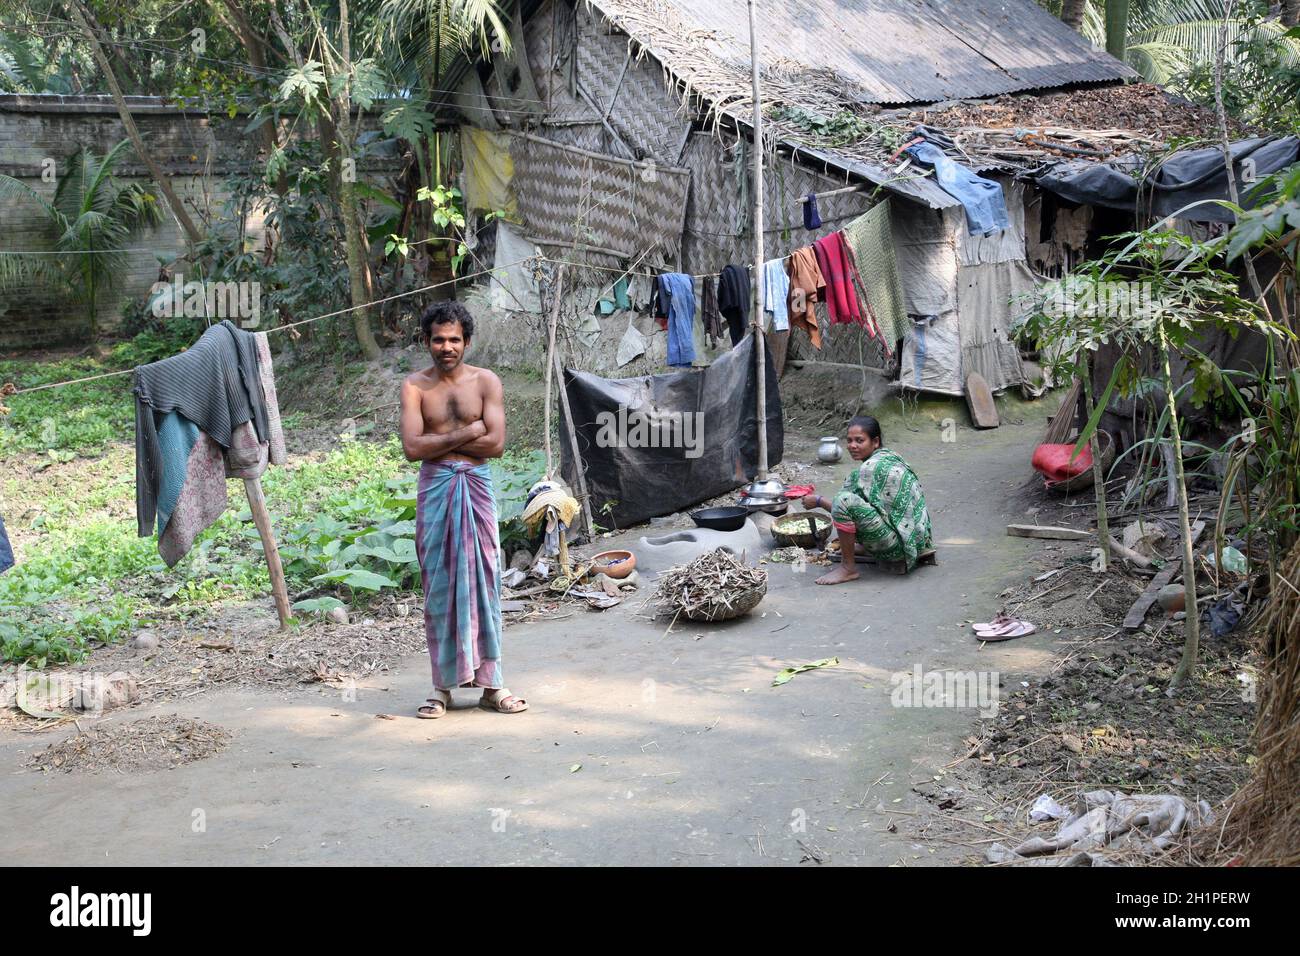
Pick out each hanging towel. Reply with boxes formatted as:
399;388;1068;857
657;272;697;367
0;512;13;574
804;193;822;230
763;258;790;332
842;200;908;356
904;137;1009;237
717;264;750;347
785;247;825;349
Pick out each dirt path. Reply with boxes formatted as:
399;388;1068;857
0;399;1063;865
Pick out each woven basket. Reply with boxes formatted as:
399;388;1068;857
679;580;768;622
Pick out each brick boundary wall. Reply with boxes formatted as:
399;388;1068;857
0;94;403;350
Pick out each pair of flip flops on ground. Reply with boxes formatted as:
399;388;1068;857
972;613;1036;641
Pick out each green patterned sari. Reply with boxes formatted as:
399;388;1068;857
830;448;933;569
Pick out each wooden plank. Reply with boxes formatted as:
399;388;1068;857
1006;524;1093;541
965;372;999;429
1123;561;1180;630
1121;520;1205;630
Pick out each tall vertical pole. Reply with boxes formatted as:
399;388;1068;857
748;0;769;480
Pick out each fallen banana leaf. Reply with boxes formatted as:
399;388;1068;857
772;656;840;686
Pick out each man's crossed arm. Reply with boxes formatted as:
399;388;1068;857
399;372;506;462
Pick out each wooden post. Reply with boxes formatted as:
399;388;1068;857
542;264;566;478
244;476;291;630
553;347;597;539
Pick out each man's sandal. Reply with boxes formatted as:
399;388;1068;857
479;688;528;714
416;689;450;719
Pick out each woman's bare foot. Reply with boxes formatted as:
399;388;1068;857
816;565;860;585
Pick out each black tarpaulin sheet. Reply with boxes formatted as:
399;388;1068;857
1031;136;1300;222
560;332;783;529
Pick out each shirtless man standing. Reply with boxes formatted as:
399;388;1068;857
400;301;526;718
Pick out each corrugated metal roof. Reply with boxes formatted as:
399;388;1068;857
590;0;1135;105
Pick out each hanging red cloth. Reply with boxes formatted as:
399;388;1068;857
813;232;875;330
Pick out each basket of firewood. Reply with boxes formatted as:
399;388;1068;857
653;548;768;623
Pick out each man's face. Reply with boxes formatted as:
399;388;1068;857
427;321;467;372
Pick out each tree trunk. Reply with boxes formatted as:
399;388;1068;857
1060;0;1087;30
216;0;286;192
308;0;381;360
1163;324;1201;690
1105;0;1129;61
1283;0;1299;28
68;0;204;249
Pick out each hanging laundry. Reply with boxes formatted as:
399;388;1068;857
700;276;724;345
803;192;822;230
656;272;697;367
135;324;286;566
763;258;790;332
842;199;908;356
0;512;13;574
812;232;871;331
904;136;1009;237
785;247;825;349
134;319;269;537
716;264;750;347
596;275;632;315
650;277;669;332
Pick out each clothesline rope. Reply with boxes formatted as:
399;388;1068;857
4;258;533;396
3;204;879;398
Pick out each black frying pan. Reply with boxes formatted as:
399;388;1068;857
689;506;749;532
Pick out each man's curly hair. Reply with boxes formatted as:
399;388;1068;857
419;300;474;344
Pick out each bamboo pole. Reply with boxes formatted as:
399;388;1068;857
748;0;769;480
553;346;596;539
542;265;566;478
243;476;291;630
1162;322;1201;690
1080;358;1110;572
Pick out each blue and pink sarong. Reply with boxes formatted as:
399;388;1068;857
415;460;504;690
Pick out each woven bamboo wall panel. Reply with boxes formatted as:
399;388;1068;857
605;56;693;166
678;132;876;276
523;0;592;124
509;132;690;266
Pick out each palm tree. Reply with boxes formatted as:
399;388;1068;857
0;139;162;340
1071;0;1300;88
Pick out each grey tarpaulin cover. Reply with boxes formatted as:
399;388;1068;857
1032;136;1300;222
560;332;783;528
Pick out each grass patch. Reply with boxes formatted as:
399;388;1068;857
1;433;546;667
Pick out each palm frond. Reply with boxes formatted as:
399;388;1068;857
1126;40;1193;84
0;172;62;226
